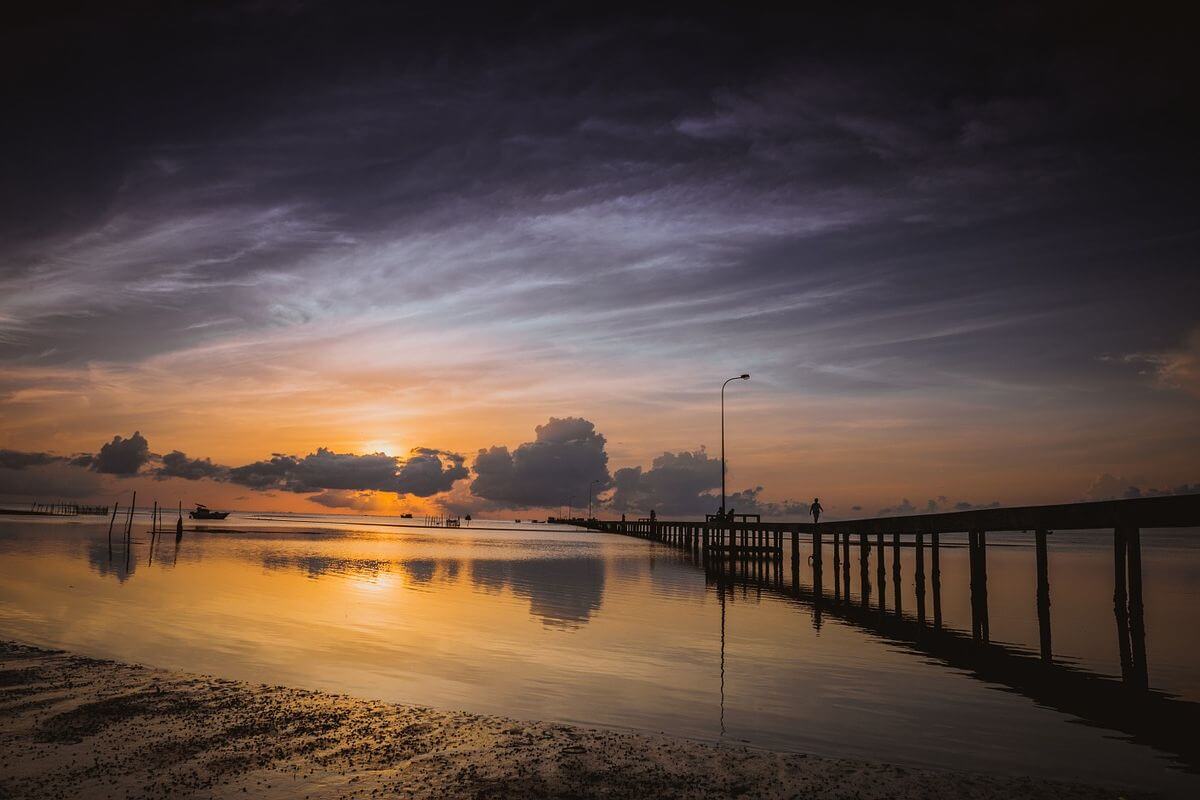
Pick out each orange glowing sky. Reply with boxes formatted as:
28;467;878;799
2;4;1198;518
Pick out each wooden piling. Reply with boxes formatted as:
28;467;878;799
1035;529;1051;661
124;492;136;540
931;532;942;629
791;527;800;591
812;530;823;604
892;533;902;615
1113;527;1133;680
107;502;119;557
842;530;851;600
1126;527;1148;689
832;531;841;601
969;531;980;640
978;531;989;642
859;533;870;607
876;533;886;612
915;532;926;625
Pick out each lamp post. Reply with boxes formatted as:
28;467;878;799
721;373;750;518
588;479;601;521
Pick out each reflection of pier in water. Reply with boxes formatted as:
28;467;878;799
594;494;1200;773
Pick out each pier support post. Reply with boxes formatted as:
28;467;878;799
931;532;942;630
859;533;870;607
876;533;886;612
892;533;902;616
1113;527;1148;688
1035;529;1052;661
842;531;851;600
915;532;926;625
812;530;823;602
832;532;841;601
791;527;800;592
1127;527;1148;689
969;530;990;643
1113;527;1132;679
978;531;989;641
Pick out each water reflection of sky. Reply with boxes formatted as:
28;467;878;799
0;516;1198;797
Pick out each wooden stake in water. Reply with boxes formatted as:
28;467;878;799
125;492;136;540
107;502;119;557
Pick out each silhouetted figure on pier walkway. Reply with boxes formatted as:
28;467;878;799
809;498;823;524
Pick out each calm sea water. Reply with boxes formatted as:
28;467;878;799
0;511;1197;796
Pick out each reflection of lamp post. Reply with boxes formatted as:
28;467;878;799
721;373;750;516
588;479;601;520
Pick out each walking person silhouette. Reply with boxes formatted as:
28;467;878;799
809;497;823;524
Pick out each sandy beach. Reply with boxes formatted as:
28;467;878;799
0;640;1134;799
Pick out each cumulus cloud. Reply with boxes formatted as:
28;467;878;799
154;450;228;481
609;448;721;515
876;496;1001;516
228;449;397;493
1085;473;1200;501
607;448;808;518
470;417;610;509
725;486;809;518
91;431;151;476
226;445;468;497
395;448;469;497
0;449;64;469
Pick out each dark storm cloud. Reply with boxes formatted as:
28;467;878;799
0;449;63;469
609;448;720;516
608;448;808;518
395;448;469;497
154;450;229;481
91;432;151;476
228;449;397;493
225;446;468;497
470;417;610;509
227;454;299;490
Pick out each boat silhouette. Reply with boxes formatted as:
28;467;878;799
189;503;229;520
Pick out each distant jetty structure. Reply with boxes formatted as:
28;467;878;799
2;502;111;516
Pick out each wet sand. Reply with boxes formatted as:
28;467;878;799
1;641;1133;799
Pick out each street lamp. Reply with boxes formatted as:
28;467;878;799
721;373;750;518
588;479;601;520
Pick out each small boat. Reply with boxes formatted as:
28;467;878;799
400;513;413;518
189;503;229;520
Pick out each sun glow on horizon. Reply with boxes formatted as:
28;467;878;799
363;441;403;457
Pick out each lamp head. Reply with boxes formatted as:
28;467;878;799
740;373;750;380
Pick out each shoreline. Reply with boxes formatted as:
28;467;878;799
0;640;1133;799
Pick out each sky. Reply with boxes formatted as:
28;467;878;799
1;2;1197;518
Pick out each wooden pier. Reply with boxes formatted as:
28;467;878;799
590;493;1200;771
593;493;1200;686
